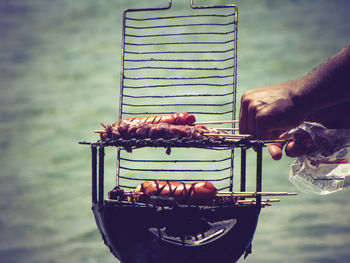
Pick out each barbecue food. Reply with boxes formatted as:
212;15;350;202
99;112;198;140
118;112;196;126
134;180;217;205
99;121;223;141
98;112;226;141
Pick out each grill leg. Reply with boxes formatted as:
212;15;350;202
92;145;97;205
240;147;247;192
256;144;263;206
98;146;105;206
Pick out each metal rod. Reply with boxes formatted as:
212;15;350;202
91;145;97;205
240;147;246;192
256;144;263;206
125;48;235;55
191;0;237;9
229;148;234;191
232;5;238;130
122;101;233;107
123;83;234;89
124;57;235;62
121;110;234;115
125;39;235;46
125;21;235;30
116;148;121;188
98;146;105;206
125;30;236;38
124;65;235;71
119;166;231;172
120;157;232;163
127;13;235;21
119;175;231;182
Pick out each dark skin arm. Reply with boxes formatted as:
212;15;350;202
239;44;350;160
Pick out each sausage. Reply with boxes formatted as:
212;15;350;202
98;112;227;141
118;112;196;126
99;122;225;141
134;180;217;205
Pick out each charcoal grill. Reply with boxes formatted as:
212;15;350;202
80;1;295;262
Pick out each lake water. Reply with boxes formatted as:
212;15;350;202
1;0;350;262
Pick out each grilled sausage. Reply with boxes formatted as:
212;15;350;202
100;122;225;141
98;112;227;141
118;112;196;126
134;180;217;205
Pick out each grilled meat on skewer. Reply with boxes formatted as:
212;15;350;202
118;112;195;126
99;122;225;141
108;180;218;205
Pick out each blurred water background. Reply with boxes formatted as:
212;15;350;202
1;0;350;262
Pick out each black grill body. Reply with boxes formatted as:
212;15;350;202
93;201;260;263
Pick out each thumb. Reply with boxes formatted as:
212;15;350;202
285;131;316;157
268;142;284;160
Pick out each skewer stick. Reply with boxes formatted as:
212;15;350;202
203;133;252;138
94;130;105;134
217;191;297;197
213;128;240;131
194;120;239;125
237;198;280;203
125;191;296;198
224;138;288;144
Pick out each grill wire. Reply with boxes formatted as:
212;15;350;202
116;1;238;191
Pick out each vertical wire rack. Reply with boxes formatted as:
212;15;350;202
116;0;239;192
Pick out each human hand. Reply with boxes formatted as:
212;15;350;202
238;79;318;160
239;44;350;159
239;79;306;140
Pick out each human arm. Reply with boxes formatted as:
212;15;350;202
239;43;350;159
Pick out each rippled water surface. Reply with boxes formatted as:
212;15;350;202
1;0;350;262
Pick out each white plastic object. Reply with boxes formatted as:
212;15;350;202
288;122;350;195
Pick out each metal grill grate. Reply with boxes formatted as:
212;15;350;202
116;0;238;191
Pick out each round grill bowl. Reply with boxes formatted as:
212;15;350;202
93;200;260;263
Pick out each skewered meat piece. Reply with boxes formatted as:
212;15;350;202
118;112;196;126
134;180;217;205
99;122;224;141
